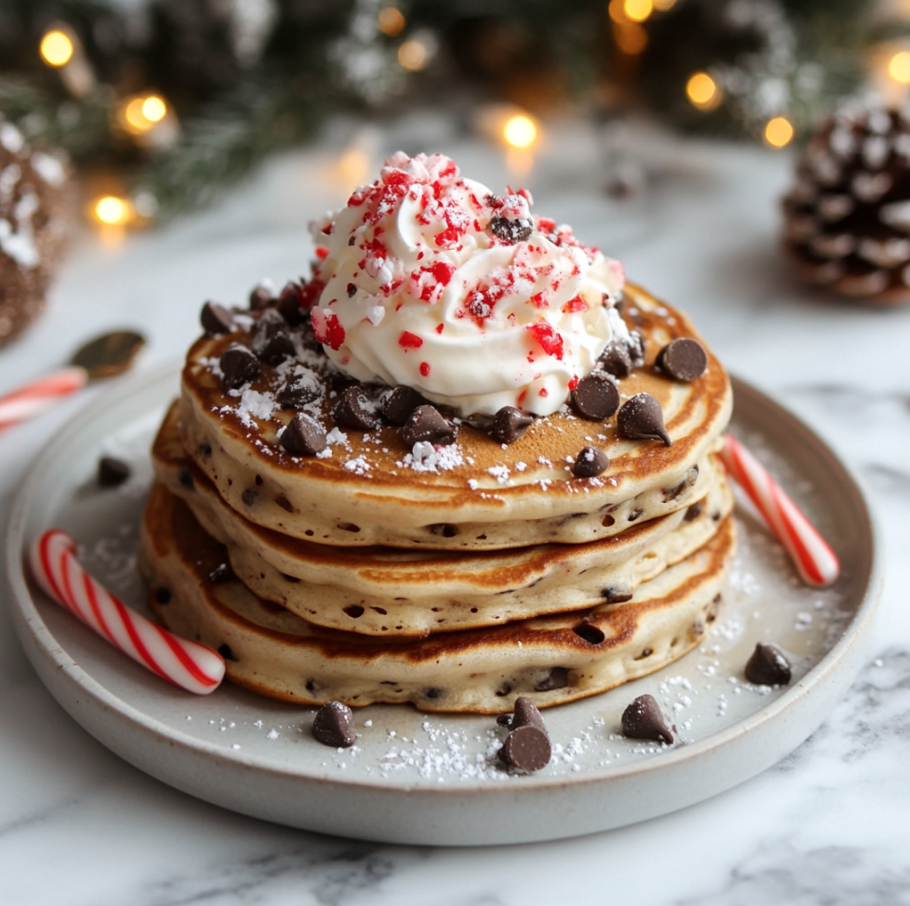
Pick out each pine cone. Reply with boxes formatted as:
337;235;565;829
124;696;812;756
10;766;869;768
783;104;910;304
0;118;71;347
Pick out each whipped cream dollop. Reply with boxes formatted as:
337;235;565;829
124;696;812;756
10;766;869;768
307;151;627;417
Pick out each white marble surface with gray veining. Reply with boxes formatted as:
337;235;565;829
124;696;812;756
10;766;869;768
2;118;910;905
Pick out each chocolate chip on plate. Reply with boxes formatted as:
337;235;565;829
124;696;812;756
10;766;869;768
573;446;609;478
200;301;234;336
98;456;130;487
281;413;327;456
380;385;427;425
598;341;633;379
312;701;356;748
490;216;533;244
220;343;260;391
571;372;620;421
333;385;379;431
507;697;549;734
657;338;708;382
499;724;552;772
491;406;533;444
401;405;456;447
621;693;674;745
744;642;792;686
617;393;672;446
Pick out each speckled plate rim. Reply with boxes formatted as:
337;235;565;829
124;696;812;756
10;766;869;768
3;362;882;845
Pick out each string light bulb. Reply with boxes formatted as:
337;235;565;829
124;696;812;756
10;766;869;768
398;38;428;71
503;114;538;149
93;196;131;226
378;7;405;36
889;51;910;84
686;72;721;111
121;93;169;134
39;30;74;67
764;116;794;148
623;0;653;23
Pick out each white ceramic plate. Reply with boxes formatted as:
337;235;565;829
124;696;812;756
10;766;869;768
4;364;881;846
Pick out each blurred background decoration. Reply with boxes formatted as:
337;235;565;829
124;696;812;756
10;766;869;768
2;0;910;227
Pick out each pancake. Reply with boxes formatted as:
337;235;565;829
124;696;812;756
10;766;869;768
155;401;733;635
141;484;734;713
178;284;732;550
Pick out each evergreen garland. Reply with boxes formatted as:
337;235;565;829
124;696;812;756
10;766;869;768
1;0;908;222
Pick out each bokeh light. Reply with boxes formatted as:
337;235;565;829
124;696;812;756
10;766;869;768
378;7;406;37
889;51;910;84
40;30;74;67
398;39;428;71
94;196;130;225
503;115;538;149
686;72;721;110
764;116;794;148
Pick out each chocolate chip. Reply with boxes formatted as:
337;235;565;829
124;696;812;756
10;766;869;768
281;413;327;456
312;701;356;748
617;393;671;446
601;584;633;603
572;372;620;421
220;343;260;391
249;285;276;310
496;713;512;727
534;666;569;692
621;693;673;745
657;338;708;382
510;697;548;734
241;488;257;506
598;341;633;378
333;386;379;431
259;331;295;365
251;309;285;353
380;385;427;425
200;442;212;457
177;467;194;490
98;456;130;487
277;376;319;409
499;725;551;772
278;282;306;326
627;328;646;367
573;446;609;478
684;501;702;522
745;642;792;686
218;643;238;661
491;406;533;444
490;216;533;243
200;301;234;336
154;587;171;604
209;562;233;583
401;405;456;447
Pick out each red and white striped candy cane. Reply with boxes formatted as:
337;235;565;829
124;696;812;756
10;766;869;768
29;529;225;694
721;434;840;587
0;367;87;433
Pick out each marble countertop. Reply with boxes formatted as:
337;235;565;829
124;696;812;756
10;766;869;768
2;119;909;905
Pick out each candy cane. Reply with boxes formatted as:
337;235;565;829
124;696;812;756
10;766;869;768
28;529;225;694
0;367;88;433
721;434;840;587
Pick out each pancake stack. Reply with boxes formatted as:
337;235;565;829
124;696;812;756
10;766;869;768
141;282;735;713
